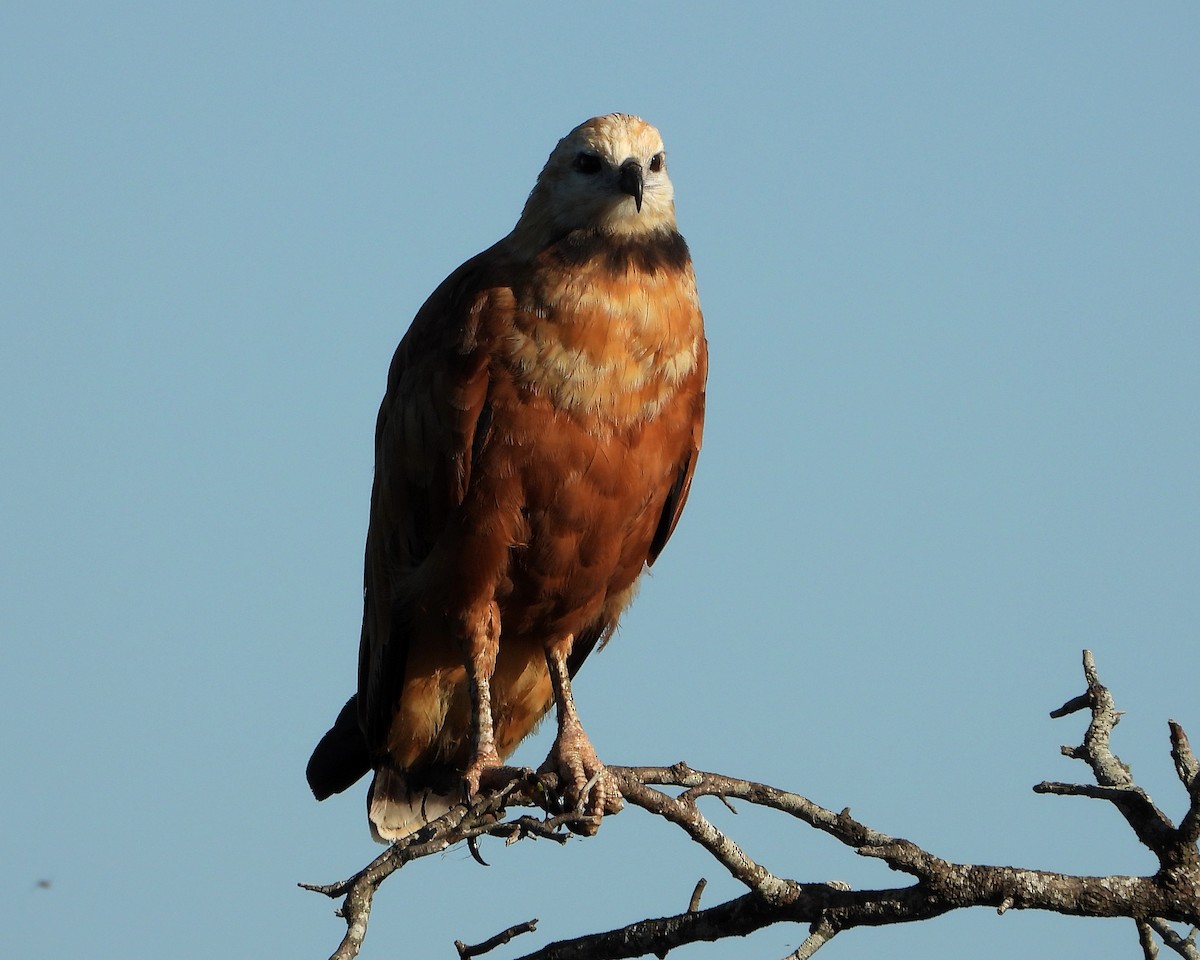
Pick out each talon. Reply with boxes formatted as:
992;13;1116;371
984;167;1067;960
532;769;565;814
540;728;623;835
462;748;504;800
467;835;490;867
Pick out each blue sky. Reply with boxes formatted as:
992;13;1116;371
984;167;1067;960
2;4;1197;958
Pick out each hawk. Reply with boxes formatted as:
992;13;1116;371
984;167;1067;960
307;114;707;841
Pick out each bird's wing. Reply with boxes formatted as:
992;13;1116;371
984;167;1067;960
647;338;708;566
356;249;506;755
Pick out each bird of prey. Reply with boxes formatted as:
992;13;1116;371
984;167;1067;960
307;113;707;841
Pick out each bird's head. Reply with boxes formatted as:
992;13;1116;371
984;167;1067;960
514;114;677;247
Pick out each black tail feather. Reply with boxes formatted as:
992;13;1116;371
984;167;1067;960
307;695;372;800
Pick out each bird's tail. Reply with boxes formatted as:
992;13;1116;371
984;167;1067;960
367;767;456;843
307;695;372;800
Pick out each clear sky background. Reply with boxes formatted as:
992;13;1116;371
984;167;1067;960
2;4;1197;959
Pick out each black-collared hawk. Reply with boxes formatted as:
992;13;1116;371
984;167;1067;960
307;114;707;841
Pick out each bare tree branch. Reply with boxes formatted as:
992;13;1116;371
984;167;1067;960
302;650;1200;958
1140;920;1162;960
1146;919;1200;960
1171;723;1200;849
456;920;540;960
1039;651;1179;865
783;918;837;960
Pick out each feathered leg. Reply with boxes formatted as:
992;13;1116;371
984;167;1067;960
461;600;503;796
540;637;623;834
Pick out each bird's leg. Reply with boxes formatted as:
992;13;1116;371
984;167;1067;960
461;600;503;798
539;638;623;834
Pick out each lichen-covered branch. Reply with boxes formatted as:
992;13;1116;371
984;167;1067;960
302;651;1200;959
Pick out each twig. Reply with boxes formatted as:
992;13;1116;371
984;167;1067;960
1141;919;1162;960
783;918;837;960
1170;723;1200;789
455;919;539;959
300;776;581;960
1148;919;1200;960
1043;650;1178;864
1170;722;1200;848
615;772;798;903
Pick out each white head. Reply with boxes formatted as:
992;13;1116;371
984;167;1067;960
514;114;677;245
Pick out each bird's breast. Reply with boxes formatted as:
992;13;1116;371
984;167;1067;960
503;257;703;425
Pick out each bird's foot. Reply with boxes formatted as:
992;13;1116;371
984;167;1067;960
461;746;505;801
538;724;623;835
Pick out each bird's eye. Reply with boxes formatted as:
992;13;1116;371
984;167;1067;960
649;152;665;173
573;152;602;175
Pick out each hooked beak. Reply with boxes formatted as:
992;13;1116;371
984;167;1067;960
618;159;644;212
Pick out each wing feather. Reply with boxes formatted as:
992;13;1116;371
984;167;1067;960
647;344;707;565
356;249;508;755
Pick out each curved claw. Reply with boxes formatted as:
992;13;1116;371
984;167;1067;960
466;835;490;866
462;747;504;801
539;728;623;835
